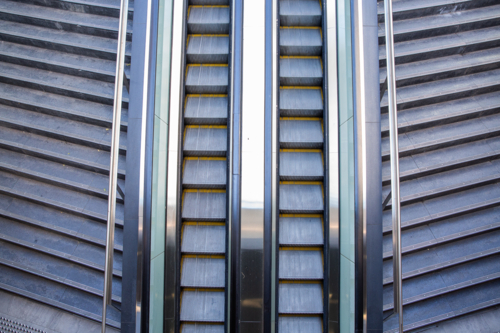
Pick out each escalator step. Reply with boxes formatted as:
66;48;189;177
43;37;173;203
280;27;322;56
280;0;322;27
278;316;322;333
278;283;323;314
181;324;225;333
181;257;225;288
279;88;323;117
183;158;227;189
185;65;228;94
280;119;323;149
187;35;229;64
182;190;226;221
280;151;323;180
280;183;324;214
280;57;323;86
184;95;228;125
180;290;225;322
181;224;226;254
187;6;230;34
279;250;323;280
279;216;324;246
183;126;227;156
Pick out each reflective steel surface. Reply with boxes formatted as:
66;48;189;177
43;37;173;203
324;0;340;331
240;0;266;330
165;0;186;331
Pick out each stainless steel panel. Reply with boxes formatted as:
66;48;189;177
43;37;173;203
180;290;225;322
240;0;265;326
165;0;186;329
278;283;323;314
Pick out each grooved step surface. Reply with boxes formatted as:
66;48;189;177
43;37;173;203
380;0;500;331
0;0;130;328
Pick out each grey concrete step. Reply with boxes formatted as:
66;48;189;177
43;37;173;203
183;126;227;157
185;65;228;94
181;190;226;221
187;35;229;64
280;57;323;86
15;0;135;19
381;92;500;137
380;68;500;113
280;27;322;56
0;0;133;40
183;158;226;189
379;25;500;67
379;4;500;44
377;0;496;22
0;20;132;61
380;47;500;90
0;105;127;154
279;88;323;117
0;82;128;130
0;62;129;107
187;5;229;34
0;40;129;83
181;224;226;254
279;0;322;27
184;95;228;125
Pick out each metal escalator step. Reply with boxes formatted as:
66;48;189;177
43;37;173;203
182;191;226;221
180;290;225;322
190;0;229;5
279;0;322;27
187;6;229;34
280;184;324;214
185;65;228;94
184;95;228;125
278;283;323;314
278;316;322;333
279;88;323;117
279;250;323;280
279;216;323;246
187;35;229;64
280;57;322;86
183;158;226;189
280;28;322;56
280;151;323;180
183;126;227;156
280;120;323;149
181;257;225;288
181;324;224;333
181;224;226;254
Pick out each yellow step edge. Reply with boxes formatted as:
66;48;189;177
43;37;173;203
185;93;228;98
184;125;227;129
280;117;322;121
280;149;323;153
280;214;323;218
280;181;323;185
184;157;227;161
182;288;225;292
279;280;323;284
280;26;321;30
183;189;226;193
187;64;229;67
280;86;322;90
188;34;229;37
280;55;321;59
183;221;226;226
280;246;323;251
182;254;225;259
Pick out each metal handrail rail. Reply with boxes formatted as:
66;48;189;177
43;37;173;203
383;0;403;331
102;0;129;331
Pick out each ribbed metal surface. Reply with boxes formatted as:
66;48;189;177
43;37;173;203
277;0;325;329
379;0;500;331
0;0;132;329
179;1;229;330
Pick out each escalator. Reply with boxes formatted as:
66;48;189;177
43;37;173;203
0;0;132;330
379;0;500;331
277;0;325;331
179;1;230;331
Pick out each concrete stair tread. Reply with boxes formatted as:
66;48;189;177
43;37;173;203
0;0;133;38
0;61;128;105
0;82;128;129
